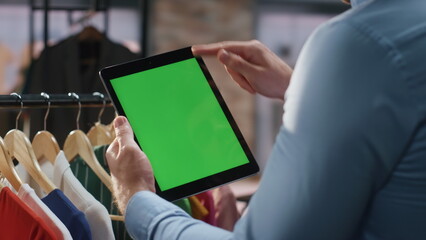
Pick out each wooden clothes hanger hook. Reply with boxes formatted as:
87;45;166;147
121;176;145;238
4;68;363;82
41;92;51;131
32;92;60;164
93;92;106;123
10;92;23;129
87;92;113;146
68;92;81;130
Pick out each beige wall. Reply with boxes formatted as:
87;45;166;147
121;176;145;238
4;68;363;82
151;0;256;150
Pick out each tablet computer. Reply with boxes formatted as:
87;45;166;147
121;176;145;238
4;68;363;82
99;47;258;201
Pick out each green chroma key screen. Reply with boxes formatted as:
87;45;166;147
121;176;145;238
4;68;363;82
110;58;249;191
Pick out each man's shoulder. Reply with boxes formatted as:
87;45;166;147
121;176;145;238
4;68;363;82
326;0;426;44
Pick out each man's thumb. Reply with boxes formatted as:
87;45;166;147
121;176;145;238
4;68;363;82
114;116;133;144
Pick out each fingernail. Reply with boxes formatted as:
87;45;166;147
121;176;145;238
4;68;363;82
192;45;204;54
114;117;126;128
218;49;230;63
221;49;229;56
192;44;206;49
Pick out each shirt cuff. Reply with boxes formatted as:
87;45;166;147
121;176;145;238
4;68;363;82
125;191;190;239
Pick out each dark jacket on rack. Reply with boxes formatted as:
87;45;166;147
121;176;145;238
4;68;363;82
22;34;139;145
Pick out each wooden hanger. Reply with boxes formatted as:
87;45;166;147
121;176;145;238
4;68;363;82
0;136;22;192
63;93;113;192
64;129;113;192
64;93;123;221
4;93;56;194
33;131;60;164
77;25;103;42
87;122;113;146
87;92;114;146
32;93;60;164
65;124;124;221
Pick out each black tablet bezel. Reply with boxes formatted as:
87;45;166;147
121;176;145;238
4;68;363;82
99;47;259;201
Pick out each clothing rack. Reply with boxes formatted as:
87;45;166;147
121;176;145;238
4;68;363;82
29;0;111;58
28;0;151;59
0;94;112;109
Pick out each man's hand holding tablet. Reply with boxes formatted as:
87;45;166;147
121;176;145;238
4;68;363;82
100;46;259;204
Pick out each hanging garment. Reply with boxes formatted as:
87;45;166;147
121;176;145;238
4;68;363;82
174;197;192;216
13;159;54;197
188;196;209;220
70;145;132;240
11;154;111;239
0;187;56;240
15;159;92;239
195;191;217;226
17;183;73;240
42;189;92;240
53;151;115;240
70;144;193;240
23;34;139;145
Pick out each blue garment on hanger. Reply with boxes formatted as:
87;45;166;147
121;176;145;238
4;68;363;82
42;189;92;240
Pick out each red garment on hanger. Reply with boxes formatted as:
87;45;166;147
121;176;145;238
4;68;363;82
195;191;217;226
0;187;56;240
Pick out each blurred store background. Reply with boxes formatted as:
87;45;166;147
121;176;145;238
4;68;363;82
0;0;349;173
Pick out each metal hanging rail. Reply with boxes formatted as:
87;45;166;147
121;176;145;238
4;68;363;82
29;0;111;58
0;93;112;109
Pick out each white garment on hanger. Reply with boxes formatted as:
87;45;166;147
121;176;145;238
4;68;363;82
53;151;115;240
17;184;73;240
15;159;53;198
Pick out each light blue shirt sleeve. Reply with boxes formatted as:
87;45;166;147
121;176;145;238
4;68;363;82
125;191;232;239
124;7;425;240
